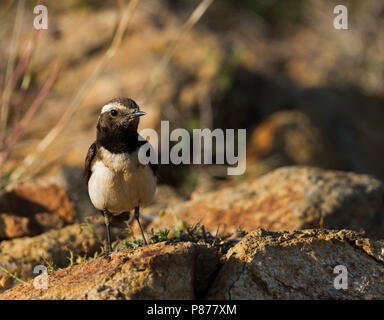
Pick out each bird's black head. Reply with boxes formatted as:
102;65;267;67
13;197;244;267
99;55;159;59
96;97;146;152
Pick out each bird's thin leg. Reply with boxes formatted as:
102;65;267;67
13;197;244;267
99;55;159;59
134;206;147;245
103;210;113;252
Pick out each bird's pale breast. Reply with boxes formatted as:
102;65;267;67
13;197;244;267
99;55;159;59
88;147;156;215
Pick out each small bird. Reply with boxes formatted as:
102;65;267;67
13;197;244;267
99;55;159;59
84;97;157;252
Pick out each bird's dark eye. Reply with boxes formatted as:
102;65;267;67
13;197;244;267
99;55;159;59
110;110;118;117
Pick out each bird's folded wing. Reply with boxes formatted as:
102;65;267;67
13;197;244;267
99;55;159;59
84;142;97;186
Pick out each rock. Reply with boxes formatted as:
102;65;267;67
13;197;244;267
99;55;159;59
0;276;7;291
0;183;75;239
0;222;105;292
298;88;384;181
207;229;384;300
149;166;384;238
40;166;100;222
144;185;184;217
0;242;219;300
0;214;38;239
247;110;340;169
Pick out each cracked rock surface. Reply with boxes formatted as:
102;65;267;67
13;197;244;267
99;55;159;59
0;242;218;300
1;229;384;300
207;229;384;299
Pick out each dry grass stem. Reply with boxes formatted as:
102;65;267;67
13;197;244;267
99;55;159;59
139;0;214;104
7;0;139;185
0;0;25;143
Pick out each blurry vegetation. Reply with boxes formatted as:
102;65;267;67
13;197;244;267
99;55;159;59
0;0;217;192
0;0;61;188
214;45;246;94
228;0;305;25
75;0;112;10
1;0;384;193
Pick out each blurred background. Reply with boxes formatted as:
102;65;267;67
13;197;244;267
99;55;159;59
0;0;384;217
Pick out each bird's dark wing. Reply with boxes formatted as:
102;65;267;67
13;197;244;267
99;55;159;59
84;142;97;187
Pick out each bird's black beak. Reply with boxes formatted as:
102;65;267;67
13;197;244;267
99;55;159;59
128;110;146;119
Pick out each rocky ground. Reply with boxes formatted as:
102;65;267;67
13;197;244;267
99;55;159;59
0;166;383;299
1;228;383;300
149;167;384;238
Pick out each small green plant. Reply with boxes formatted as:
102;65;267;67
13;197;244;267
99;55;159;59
158;210;166;217
236;226;247;238
112;241;118;251
150;223;241;255
132;238;143;246
42;257;59;274
90;251;100;261
150;228;170;243
120;239;134;250
0;265;25;284
66;249;76;267
76;256;84;264
84;217;104;246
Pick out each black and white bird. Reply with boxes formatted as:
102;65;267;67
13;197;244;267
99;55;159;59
84;97;157;252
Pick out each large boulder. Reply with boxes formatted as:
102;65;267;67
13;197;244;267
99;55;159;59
0;242;219;300
0;183;75;240
207;229;384;299
247;110;340;169
149;167;384;238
